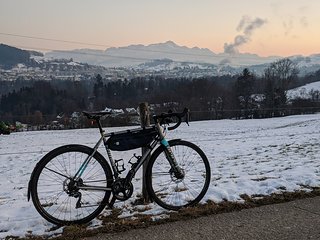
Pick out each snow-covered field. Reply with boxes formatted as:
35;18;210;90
1;114;320;238
287;81;320;100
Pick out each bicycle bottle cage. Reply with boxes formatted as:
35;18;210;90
106;127;157;151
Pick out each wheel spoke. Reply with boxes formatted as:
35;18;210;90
148;141;210;210
30;145;113;225
44;166;71;179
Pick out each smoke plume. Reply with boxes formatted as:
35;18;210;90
224;16;267;54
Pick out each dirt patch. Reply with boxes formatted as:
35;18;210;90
16;187;320;240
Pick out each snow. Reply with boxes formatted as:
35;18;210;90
102;107;125;114
287;81;320;100
67;61;81;66
1;114;320;238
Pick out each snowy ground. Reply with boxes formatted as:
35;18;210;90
1;114;320;238
287;80;320;100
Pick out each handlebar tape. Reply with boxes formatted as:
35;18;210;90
154;108;189;130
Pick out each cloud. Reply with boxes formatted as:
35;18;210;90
283;16;308;37
300;16;308;27
219;58;231;66
224;16;267;54
283;18;294;36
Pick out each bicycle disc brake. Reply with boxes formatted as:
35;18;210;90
112;178;133;201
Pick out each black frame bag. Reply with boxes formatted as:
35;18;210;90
106;127;157;151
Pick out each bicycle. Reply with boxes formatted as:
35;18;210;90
27;108;211;225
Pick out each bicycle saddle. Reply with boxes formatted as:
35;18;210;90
82;111;112;120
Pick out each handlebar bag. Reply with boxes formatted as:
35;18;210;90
107;127;157;151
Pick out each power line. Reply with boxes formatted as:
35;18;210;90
0;32;217;57
0;32;112;48
13;44;162;62
1;32;218;57
0;32;278;63
6;43;250;68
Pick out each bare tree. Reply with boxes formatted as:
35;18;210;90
264;58;299;116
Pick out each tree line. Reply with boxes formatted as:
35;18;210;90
1;58;320;126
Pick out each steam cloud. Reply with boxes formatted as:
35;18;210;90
224;16;267;54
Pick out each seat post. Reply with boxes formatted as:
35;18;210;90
95;118;105;136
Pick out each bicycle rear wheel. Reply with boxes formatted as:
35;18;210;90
29;144;113;225
146;140;210;210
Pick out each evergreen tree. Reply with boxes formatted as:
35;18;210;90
235;68;255;118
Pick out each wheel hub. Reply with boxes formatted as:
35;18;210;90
63;178;82;197
169;167;185;182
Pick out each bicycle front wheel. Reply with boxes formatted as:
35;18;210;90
29;144;113;225
146;140;211;210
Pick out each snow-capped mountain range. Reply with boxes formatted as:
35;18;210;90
45;41;279;67
1;42;320;80
45;41;320;72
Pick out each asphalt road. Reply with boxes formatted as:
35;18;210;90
83;196;320;240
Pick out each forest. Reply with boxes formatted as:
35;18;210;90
0;44;33;69
1;58;320;127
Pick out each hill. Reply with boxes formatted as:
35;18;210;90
0;44;31;69
0;44;110;82
287;81;320;100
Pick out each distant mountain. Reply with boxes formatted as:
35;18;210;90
46;41;320;74
45;41;281;68
2;43;320;79
0;44;31;69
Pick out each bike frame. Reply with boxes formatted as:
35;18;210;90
74;119;179;192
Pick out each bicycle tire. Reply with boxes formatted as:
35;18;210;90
29;144;113;225
146;140;211;210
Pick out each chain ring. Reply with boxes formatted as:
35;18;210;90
112;178;134;201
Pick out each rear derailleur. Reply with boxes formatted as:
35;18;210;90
63;178;83;208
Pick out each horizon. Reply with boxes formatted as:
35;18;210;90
2;40;320;60
1;0;320;58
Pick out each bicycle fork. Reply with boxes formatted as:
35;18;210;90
161;139;185;179
156;123;185;179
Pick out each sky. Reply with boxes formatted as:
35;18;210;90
0;0;319;57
